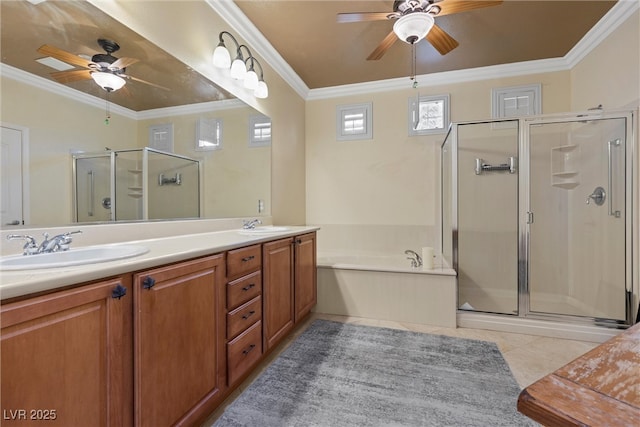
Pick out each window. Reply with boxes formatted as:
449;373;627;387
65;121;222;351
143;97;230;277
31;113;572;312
492;84;541;119
336;102;372;141
195;118;223;151
408;94;449;136
148;123;174;152
249;115;272;147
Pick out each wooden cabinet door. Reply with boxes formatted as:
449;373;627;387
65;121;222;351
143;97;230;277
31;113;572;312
133;254;226;427
294;232;317;322
263;238;294;350
1;277;133;427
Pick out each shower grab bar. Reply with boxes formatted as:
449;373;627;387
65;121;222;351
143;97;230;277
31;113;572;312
475;157;517;175
88;170;94;217
607;139;621;218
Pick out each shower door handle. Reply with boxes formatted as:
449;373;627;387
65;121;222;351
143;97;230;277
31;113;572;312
607;139;621;218
88;170;95;217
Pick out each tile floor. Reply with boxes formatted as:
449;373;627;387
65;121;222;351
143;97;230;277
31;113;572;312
203;312;600;426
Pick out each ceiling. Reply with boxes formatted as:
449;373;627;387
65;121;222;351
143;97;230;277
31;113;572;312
0;0;234;111
1;0;617;110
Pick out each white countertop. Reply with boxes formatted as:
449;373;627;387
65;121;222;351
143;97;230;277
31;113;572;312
0;226;318;301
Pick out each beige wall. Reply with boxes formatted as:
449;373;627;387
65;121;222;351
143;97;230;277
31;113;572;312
571;9;640;111
136;106;270;219
1;77;138;225
92;1;307;226
305;71;571;253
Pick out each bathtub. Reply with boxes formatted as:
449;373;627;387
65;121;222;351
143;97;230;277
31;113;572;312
315;252;457;328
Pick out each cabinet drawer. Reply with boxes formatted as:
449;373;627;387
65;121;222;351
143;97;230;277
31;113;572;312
227;245;262;279
227;320;262;385
227;270;262;310
227;296;262;340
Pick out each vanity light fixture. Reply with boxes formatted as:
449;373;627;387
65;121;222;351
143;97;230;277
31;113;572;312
213;30;269;99
91;71;126;92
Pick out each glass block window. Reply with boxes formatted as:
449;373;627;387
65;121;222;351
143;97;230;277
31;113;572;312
195;118;222;151
336;102;372;141
408;94;450;136
249;115;272;147
492;84;541;118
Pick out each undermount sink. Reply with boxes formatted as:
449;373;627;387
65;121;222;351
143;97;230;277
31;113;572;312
0;244;149;271
238;226;290;235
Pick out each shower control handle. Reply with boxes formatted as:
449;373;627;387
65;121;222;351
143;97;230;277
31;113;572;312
586;186;606;206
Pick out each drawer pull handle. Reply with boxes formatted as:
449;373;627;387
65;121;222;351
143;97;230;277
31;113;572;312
242;344;256;355
111;284;127;300
241;255;255;262
242;283;255;291
242;310;256;320
143;276;156;290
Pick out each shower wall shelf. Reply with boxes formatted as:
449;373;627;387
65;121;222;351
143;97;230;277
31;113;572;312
551;144;580;189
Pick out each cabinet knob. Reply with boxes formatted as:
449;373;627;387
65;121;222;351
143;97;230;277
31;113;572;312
242;344;256;355
295;239;302;245
241;255;255;262
143;276;156;290
242;283;255;292
111;283;127;300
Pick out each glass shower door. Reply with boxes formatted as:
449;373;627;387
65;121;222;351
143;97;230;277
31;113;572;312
527;117;628;321
456;121;520;315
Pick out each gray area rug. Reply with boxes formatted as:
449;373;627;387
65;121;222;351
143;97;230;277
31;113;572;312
213;320;535;426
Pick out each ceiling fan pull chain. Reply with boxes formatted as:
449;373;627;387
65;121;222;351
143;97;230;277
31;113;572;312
104;92;111;125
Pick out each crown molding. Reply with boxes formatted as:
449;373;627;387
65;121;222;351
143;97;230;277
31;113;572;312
212;0;636;101
1;63;247;121
564;0;639;68
307;58;569;100
204;0;310;100
0;63;138;119
136;98;246;120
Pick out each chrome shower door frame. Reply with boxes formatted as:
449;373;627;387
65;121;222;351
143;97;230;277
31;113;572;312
519;110;636;327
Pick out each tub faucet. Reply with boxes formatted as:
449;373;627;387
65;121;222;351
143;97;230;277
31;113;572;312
242;219;262;229
404;250;422;268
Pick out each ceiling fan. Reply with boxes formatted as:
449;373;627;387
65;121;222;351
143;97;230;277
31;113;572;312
337;0;502;60
37;38;168;92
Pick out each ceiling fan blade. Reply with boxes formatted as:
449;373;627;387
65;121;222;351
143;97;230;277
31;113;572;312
426;24;459;55
436;0;503;17
367;31;398;61
110;57;139;70
337;12;395;23
122;74;169;91
37;44;92;69
49;69;92;84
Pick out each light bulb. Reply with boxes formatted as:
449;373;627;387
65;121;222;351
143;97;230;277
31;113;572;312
230;58;247;80
244;69;259;90
212;45;231;68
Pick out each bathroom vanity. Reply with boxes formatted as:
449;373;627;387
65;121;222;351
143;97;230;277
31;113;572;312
0;227;317;426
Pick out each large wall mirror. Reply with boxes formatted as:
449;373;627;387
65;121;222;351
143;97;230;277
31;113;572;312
0;0;271;228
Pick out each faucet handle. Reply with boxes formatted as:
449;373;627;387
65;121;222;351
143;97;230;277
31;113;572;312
6;234;38;255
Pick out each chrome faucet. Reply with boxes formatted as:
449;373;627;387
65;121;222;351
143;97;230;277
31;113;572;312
6;231;83;255
242;219;262;229
6;234;39;255
404;249;423;268
38;231;82;253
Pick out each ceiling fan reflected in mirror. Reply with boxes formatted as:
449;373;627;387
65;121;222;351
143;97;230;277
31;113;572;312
337;0;503;60
37;38;168;92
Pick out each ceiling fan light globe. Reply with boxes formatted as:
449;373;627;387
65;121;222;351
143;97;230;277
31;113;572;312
393;13;434;44
230;58;247;80
91;71;126;92
255;80;268;99
244;70;259;90
213;45;231;68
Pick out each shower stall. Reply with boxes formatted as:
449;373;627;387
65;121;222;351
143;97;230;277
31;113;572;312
73;147;200;222
441;110;636;327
